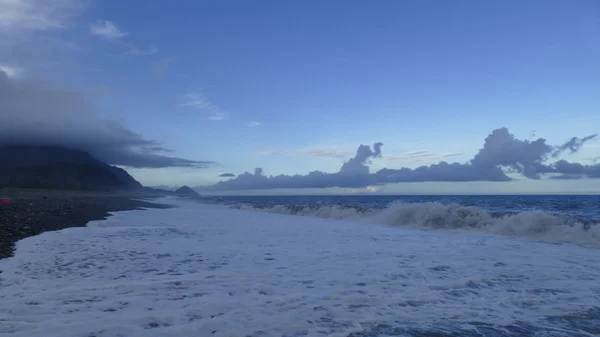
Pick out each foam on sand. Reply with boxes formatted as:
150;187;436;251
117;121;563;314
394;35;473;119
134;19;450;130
1;197;599;336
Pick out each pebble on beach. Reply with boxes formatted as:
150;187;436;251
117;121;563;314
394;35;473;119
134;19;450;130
0;195;170;260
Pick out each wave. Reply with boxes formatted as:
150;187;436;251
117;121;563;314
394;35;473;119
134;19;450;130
235;202;600;247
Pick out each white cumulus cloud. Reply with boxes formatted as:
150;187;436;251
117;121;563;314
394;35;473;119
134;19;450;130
0;0;84;32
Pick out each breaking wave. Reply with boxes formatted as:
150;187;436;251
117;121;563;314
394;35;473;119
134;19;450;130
236;202;600;247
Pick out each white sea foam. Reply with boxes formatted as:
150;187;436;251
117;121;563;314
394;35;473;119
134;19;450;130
1;197;599;337
242;202;600;247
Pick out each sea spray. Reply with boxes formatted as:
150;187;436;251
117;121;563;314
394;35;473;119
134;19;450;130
236;201;600;246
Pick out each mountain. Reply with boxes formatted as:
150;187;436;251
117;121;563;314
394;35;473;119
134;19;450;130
106;165;143;189
174;185;199;196
0;145;143;191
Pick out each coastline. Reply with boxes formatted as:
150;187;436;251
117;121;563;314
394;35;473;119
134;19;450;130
0;189;172;260
1;200;598;336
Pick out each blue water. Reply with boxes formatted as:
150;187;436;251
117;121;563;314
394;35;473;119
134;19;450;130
201;195;600;223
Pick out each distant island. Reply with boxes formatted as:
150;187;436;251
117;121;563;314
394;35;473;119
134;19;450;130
174;185;199;196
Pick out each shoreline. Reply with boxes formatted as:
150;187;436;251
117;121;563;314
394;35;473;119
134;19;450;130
2;200;598;336
0;190;173;260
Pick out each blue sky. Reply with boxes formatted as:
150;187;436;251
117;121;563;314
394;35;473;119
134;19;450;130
1;0;599;194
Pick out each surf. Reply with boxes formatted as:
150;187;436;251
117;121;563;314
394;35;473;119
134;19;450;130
236;201;600;247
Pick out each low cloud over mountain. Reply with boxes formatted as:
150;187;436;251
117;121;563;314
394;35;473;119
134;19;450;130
0;69;213;169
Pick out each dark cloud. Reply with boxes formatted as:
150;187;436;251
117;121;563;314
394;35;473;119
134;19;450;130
339;142;382;175
148;146;174;153
201;142;388;191
552;134;598;157
537;160;600;179
372;162;510;184
198;127;598;191
469;127;553;179
0;70;214;169
219;173;236;177
549;175;584;180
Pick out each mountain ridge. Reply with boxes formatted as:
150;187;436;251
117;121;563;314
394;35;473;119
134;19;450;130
0;145;143;191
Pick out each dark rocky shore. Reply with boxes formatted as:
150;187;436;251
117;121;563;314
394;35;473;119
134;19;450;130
0;190;172;260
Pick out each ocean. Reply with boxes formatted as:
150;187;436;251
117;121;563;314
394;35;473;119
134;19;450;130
207;194;600;219
205;194;600;247
1;195;599;336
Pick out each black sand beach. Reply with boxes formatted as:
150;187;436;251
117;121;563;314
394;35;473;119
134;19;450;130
0;190;171;260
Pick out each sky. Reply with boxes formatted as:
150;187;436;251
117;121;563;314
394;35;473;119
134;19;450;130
1;0;599;195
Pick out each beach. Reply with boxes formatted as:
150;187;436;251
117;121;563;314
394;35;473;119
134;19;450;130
1;197;599;336
0;189;171;259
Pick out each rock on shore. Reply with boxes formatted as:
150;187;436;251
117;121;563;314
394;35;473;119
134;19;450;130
0;194;170;259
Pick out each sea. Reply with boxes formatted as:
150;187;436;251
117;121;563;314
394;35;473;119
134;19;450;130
1;194;599;337
201;194;600;246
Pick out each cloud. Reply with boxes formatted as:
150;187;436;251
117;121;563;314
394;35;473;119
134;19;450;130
176;93;220;110
552;134;597;156
258;148;352;158
175;93;213;109
0;65;23;78
248;121;261;127
148;146;174;153
537;160;600;179
0;36;84;78
198;127;599;191
301;148;352;159
259;149;289;155
175;92;229;120
383;151;463;163
209;111;229;120
0;0;85;32
89;20;127;39
339;142;382;175
403;150;430;157
469;127;554;179
587;156;600;164
259;146;458;162
219;173;236;177
258;147;353;159
89;19;157;56
202;142;385;190
440;152;463;158
1;0;90;90
0;69;215;169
